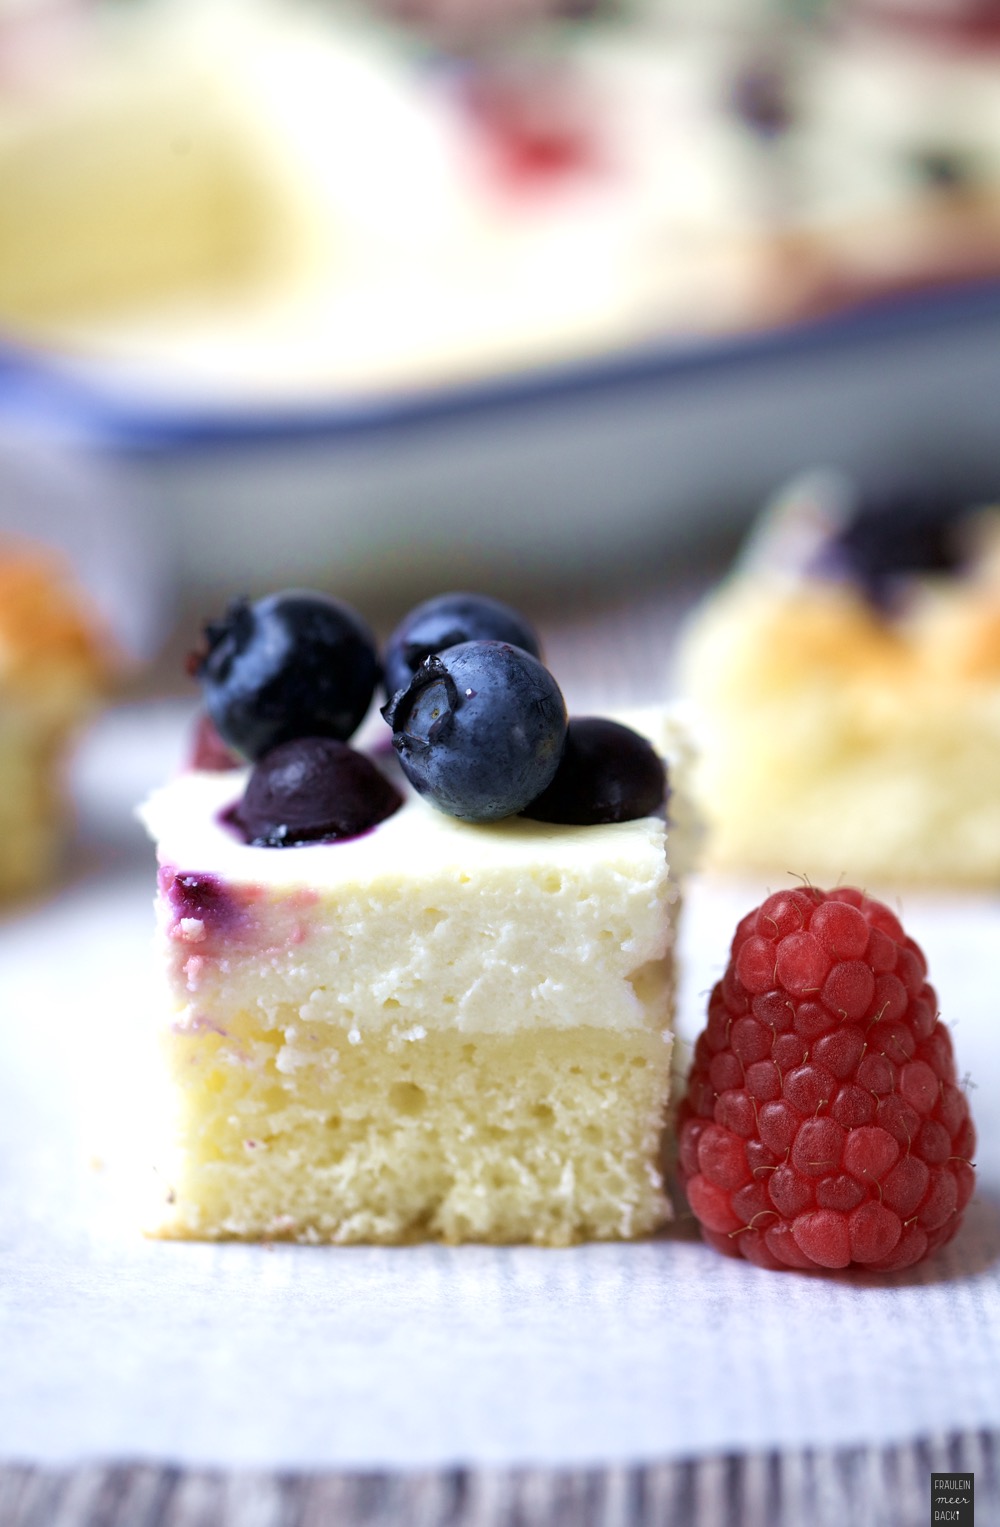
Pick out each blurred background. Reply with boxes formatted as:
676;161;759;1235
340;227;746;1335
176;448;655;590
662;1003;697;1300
2;0;1000;678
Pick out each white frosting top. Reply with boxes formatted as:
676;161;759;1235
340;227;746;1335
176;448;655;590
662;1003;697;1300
138;757;670;893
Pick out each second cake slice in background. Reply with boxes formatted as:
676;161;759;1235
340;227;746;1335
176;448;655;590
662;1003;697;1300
677;470;1000;887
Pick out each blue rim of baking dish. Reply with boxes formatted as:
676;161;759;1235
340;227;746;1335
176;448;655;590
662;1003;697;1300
2;276;1000;454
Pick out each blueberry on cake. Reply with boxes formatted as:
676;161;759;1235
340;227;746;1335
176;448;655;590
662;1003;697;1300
0;540;113;900
140;591;693;1245
678;470;1000;886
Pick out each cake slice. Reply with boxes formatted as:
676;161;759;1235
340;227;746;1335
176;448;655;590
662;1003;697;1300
140;726;687;1246
0;540;113;900
138;589;693;1245
678;470;1000;886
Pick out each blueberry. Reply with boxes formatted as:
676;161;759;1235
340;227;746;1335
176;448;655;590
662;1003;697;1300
383;640;567;822
813;478;970;611
521;717;666;825
382;591;542;702
232;737;402;846
194;591;380;761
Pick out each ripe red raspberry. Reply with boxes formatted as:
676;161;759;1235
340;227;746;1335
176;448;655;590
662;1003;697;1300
677;886;976;1272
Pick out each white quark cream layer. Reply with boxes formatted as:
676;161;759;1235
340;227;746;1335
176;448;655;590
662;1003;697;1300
139;738;685;1040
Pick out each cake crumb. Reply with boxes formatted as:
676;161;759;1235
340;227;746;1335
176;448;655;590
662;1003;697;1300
174;918;206;944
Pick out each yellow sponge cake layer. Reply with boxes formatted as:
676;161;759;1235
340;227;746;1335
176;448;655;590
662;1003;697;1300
140;728;686;1245
155;1021;669;1245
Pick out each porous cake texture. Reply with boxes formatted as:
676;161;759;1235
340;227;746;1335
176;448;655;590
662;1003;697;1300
679;497;1000;886
140;717;691;1245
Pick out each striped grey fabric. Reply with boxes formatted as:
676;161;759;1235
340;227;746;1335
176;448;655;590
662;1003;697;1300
1;1430;996;1527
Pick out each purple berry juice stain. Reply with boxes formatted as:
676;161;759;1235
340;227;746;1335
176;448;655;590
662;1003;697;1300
159;866;248;938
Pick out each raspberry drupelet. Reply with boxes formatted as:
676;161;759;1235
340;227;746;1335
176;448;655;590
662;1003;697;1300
677;886;976;1272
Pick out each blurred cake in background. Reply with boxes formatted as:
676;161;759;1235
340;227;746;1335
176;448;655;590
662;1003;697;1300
677;470;1000;887
1;0;999;398
0;539;115;899
801;0;1000;297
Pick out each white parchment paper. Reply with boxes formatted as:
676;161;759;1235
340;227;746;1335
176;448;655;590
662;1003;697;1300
1;702;998;1469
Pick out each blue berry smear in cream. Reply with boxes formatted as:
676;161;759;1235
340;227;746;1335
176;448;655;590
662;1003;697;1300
160;867;250;940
